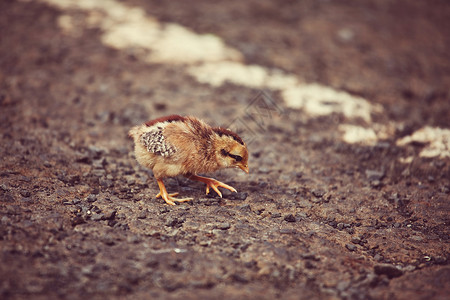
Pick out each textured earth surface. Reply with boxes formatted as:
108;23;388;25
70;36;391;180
1;0;449;299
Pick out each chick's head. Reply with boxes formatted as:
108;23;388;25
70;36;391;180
214;134;249;174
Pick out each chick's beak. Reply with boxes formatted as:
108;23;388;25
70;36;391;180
238;164;249;174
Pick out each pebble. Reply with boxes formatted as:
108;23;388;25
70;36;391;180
271;212;282;218
370;180;382;188
365;169;385;181
137;211;147;219
235;192;248;201
103;209;117;220
92;158;107;169
258;167;270;174
91;213;104;221
20;190;31;197
216;222;231;230
374;264;403;279
297;200;313;208
284;214;296;222
312;188;326;198
71;216;86;226
91;169;106;177
86;194;97;203
165;217;184;228
102;235;115;246
410;235;423;242
301;253;320;261
345;244;357;251
351;236;361;244
374;254;384;262
221;189;233;198
100;179;114;188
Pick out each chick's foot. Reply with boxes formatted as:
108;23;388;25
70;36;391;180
186;174;237;198
156;179;192;205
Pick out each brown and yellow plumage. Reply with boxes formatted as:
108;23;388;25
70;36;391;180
129;115;249;205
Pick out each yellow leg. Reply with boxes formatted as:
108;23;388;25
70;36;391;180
155;179;192;205
185;174;237;198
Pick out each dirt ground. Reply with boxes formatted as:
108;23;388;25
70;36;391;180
1;0;449;299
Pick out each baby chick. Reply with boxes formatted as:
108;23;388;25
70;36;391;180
129;115;249;205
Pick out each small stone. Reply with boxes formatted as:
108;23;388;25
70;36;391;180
297;200;313;208
337;223;345;230
310;197;321;204
137;211;147;219
301;253;320;261
71;216;86;226
410;235;423;242
221;189;233;198
91;169;106;177
374;264;403;279
271;212;282;218
127;235;142;244
365;169;385;181
336;280;349;292
402;265;416;272
440;186;450;194
258;167;270;174
322;192;332;202
235;192;248;201
374;254;383;262
102;235;115;246
86;194;97;203
304;261;315;269
370;180;382;188
100;179;114;188
345;244;357;251
280;174;292;181
351;236;361;244
20;190;31;197
91;213;104;221
434;256;447;265
76;155;92;164
312;189;326;198
284;214;296;222
165;217;184;228
231;273;249;283
216;222;231;230
103;209;117;220
93;158;107;169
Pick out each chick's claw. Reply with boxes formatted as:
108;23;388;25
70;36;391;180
156;179;192;205
156;193;192;206
206;180;237;198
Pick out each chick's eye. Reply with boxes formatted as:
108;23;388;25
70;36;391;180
221;149;243;162
230;154;243;162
